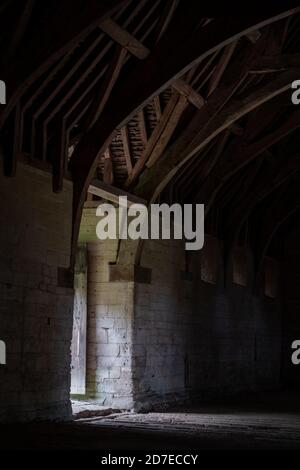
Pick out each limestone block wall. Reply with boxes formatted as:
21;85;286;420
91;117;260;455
78;204;284;411
79;205;135;409
133;238;282;409
282;220;300;387
0;163;73;422
189;245;282;397
133;239;192;409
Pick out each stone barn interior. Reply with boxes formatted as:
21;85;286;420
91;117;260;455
0;0;300;452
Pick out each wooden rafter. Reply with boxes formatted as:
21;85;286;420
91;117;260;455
138;109;148;149
100;17;150;59
5;0;35;60
146;94;188;168
153;0;179;43
71;7;300;264
197;106;300;212
84;45;127;131
172;79;205;109
135;70;300;202
125;91;179;187
121;124;133;174
100;18;205;111
223;153;300;236
103;148;114;185
153;96;161;122
207;41;238;96
88;179;146;206
0;0;129;128
51;117;66;192
251;53;300;73
221;154;300;273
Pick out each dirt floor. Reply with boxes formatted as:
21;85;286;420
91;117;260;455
1;391;300;450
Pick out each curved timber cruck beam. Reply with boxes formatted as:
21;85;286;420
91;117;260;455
71;6;300;265
136;70;300;202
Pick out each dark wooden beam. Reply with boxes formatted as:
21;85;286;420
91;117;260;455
88;179;146;206
223;153;300;238
196;106;300;212
153;0;179;44
207;41;238;96
84;45;127;131
103;148;114;185
0;0;129;128
125;92;179;187
51;117;66;193
146;94;188;168
5;0;35;60
121;124;133;174
71;7;300;266
135;70;299;201
100;18;150;59
172;79;205;109
138;109;148;149
251;53;300;72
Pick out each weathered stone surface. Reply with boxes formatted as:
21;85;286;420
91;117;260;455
0;163;73;422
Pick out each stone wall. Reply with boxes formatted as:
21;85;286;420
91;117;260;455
79;205;135;409
77;205;285;411
0;163;73;422
133;238;282;410
282;220;300;387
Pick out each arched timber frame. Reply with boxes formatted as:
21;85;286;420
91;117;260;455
1;2;300;272
71;6;300;265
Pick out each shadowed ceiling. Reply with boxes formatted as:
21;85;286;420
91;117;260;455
1;0;300;274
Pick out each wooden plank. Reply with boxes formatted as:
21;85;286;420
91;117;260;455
121;124;133;173
101;18;204;108
71;244;87;396
153;95;161;121
246;30;261;44
51;117;66;193
251;53;300;72
131;36;269;196
153;0;179;43
84;45;127;130
30;32;109;158
216;107;300;182
125;92;179;187
173;78;205;109
146;94;188;168
5;0;35;59
103;148;114;184
88;178;147;206
191;50;219;88
138;109;148;148
207;41;238;96
100;18;150;59
197;108;300;213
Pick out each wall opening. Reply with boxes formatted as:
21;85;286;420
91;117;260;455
71;244;88;396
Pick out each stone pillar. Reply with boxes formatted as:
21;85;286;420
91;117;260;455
79;204;135;409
